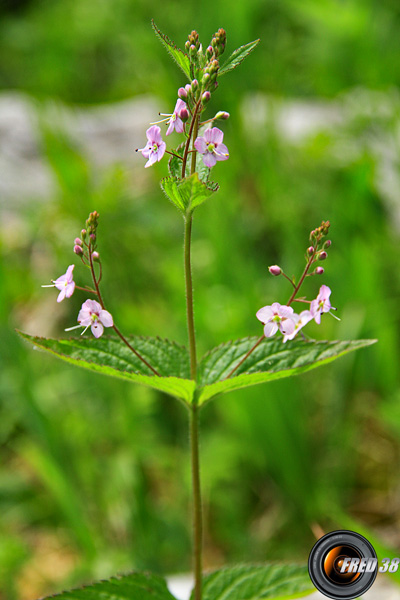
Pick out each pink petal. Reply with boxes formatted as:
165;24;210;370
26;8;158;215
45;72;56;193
166;120;174;136
91;322;104;338
203;129;213;143
145;152;158;168
279;305;294;319
280;318;295;335
99;310;113;327
202;152;217;168
57;288;66;303
65;264;75;282
146;125;162;144
256;306;274;323
264;322;278;337
78;311;91;326
54;275;67;289
194;137;207;154
175;99;186;113
174;117;184;134
310;299;318;317
271;302;282;313
157;141;166;161
65;281;75;298
209;127;224;145
215;143;229;161
318;285;331;301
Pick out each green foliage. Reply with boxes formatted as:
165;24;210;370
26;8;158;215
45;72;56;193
18;332;195;404
219;40;261;76
161;173;219;215
168;143;213;184
19;332;376;409
43;572;176;600
152;20;191;81
196;564;313;600
197;337;376;404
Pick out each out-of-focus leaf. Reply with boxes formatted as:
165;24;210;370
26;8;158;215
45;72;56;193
194;563;313;600
42;571;177;599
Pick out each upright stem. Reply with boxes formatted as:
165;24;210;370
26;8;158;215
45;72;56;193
184;213;197;380
183;105;202;599
190;396;202;600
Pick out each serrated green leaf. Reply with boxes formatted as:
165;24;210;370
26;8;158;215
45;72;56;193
152;20;191;80
197;337;377;405
161;173;219;214
18;332;195;404
195;564;313;600
42;571;177;599
219;39;260;76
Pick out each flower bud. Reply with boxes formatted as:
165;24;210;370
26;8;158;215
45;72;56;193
201;91;211;104
315;267;324;275
318;251;327;260
268;265;282;276
81;229;87;240
215;111;230;120
90;233;96;242
206;45;213;59
74;244;83;256
92;251;100;262
307;246;314;255
178;87;187;100
189;44;197;57
191;79;198;89
202;72;211;86
185;83;192;95
179;108;189;122
324;240;332;248
74;237;83;246
185;40;190;52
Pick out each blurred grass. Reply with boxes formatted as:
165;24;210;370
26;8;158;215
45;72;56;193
1;0;400;598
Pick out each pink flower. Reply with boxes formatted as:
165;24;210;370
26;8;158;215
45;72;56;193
283;310;313;343
194;127;229;168
310;285;334;324
66;299;113;338
42;265;75;302
150;99;187;135
138;125;166;168
256;302;296;338
166;99;187;135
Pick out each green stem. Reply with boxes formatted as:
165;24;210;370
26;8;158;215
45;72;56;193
184;213;197;379
182;103;203;600
190;396;202;600
88;247;161;377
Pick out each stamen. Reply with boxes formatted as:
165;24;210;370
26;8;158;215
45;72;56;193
150;116;171;125
65;324;82;331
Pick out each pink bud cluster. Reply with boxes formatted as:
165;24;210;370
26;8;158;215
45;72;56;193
258;222;337;342
42;211;113;339
137;27;232;172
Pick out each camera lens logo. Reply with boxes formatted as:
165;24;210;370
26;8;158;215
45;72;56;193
308;530;378;599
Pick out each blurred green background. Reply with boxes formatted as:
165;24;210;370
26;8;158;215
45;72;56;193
1;0;400;598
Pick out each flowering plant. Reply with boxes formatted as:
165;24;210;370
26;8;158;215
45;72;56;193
20;21;376;600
